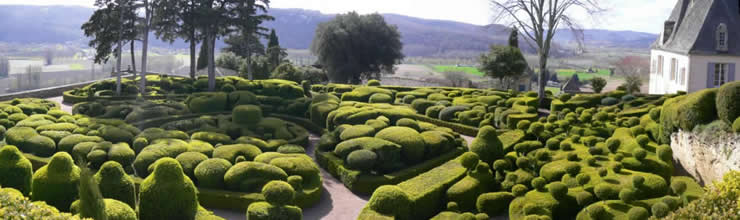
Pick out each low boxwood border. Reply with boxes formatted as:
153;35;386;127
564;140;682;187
410;115;479;137
315;146;466;196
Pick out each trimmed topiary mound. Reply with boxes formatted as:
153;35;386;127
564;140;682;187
94;161;136;209
139;158;199;220
0;145;33;196
212;144;263;164
716;81;740;124
470;126;504;164
367;185;412;219
176;152;209;182
223;161;288;193
31;152;81;212
375;126;426;164
233;105;263;125
346;149;378;171
194;158;233;189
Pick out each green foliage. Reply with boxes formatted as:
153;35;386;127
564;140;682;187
224;161;288;193
0;145;33;196
651;202;670;218
232;105;263;125
347;149;378;171
139;158;199;220
660;89;718;143
311;12;403;83
479;45;527;83
622;75;643;94
77;166;106;220
0;185;81;219
32;152;81;212
591;77;607;93
246;202;303;220
369;93;393;104
194;158;232;189
212;144;263;164
367;185;412;218
716;81;740;124
375;126;426;163
601;97;619;106
547;182;568;199
477;192;515;216
94;161;136;209
186;92;228;113
470;126;504;164
734;117;740;132
460;152;480;171
262;180;295;206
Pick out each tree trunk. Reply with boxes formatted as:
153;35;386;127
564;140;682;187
115;0;124;96
537;51;548;107
246;33;254;80
207;32;216;91
130;40;136;74
189;33;196;79
140;0;150;95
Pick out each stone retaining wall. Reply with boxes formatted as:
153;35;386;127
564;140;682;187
671;130;740;185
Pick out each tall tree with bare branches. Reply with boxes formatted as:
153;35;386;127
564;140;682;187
490;0;603;106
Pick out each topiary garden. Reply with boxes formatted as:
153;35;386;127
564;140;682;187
0;75;737;219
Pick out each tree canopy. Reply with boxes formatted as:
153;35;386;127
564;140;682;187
311;12;404;84
479;45;528;85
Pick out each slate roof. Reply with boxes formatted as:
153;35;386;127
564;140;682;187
651;0;740;56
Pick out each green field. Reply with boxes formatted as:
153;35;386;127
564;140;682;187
555;68;610;80
68;64;85;70
432;65;484;76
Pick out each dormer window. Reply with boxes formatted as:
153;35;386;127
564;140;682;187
717;23;728;51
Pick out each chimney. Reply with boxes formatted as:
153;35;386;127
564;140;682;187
663;21;676;44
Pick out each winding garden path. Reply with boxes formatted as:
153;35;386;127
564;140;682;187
46;96;480;220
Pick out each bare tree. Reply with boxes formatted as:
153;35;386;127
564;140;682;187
490;0;603;106
443;71;471;87
612;56;649;77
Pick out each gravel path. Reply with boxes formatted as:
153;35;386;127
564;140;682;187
47;96;482;220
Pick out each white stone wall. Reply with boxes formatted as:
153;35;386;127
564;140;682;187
671;130;740;185
688;54;740;92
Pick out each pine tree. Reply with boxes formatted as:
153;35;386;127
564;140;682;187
508;27;519;48
267;29;279;49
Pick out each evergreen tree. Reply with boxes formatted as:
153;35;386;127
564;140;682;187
508;27;519;48
265;29;287;72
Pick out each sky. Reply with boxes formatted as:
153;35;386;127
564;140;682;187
0;0;677;34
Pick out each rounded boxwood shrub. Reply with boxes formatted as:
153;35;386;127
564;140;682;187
194;158;233;189
402;95;416;104
369;93;393;103
476;192;515;216
94;161;136;208
460;152;480;170
560;142;573;151
576;173;590;186
340;125;376;140
395;118;421;131
262;180;295;206
512;184;528;197
99;126;134;144
531;177;547;191
58;134;104;153
619;188;637;203
375;126;426;163
367;79;381;86
651;202;670;218
212;144;262;164
191;131;232;146
0;145;33;195
187;92;228;113
71;198;138;220
594;183;619;200
367;185;411;217
671;180;687;195
176;152;209;181
224;161;288;192
627;206;649;220
31;152;80;212
548;181;568;199
716;81;740;124
139;158;198;220
733;117;740;132
633;148;647;161
232;105;263;125
587;204;606;219
346;149;378;171
575;191;594;206
601;97;619;106
277;144;306;154
133;139;189;177
470;126;504;164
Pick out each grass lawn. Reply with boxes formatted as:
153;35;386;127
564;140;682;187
432;65;484;76
555;69;611;80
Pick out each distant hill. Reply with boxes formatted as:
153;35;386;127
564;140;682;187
0;5;658;58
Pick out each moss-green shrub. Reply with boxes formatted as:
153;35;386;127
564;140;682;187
626;206;649;220
512;184;528;197
0;145;33;196
340;125;376;140
367;185;412;219
212;144;262;164
187;92;228;113
651;202;670;218
133;138;190;177
375;126;426;164
594;182;619;200
176;152;209;181
411;99;437;114
346;149;378;172
369;93;393;104
460;152;480;171
191;131;232;146
94;161;136;208
733;117;740;132
395;118;421;131
277;145;306;154
470;126;504;164
262;180;295;206
31;152;80;212
58;134;104;153
99;126;134;144
223;161;288;193
139;158;199;220
476;192;515;216
232;105;263;125
194;158;232;189
660;89;718;142
716;81;740;124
